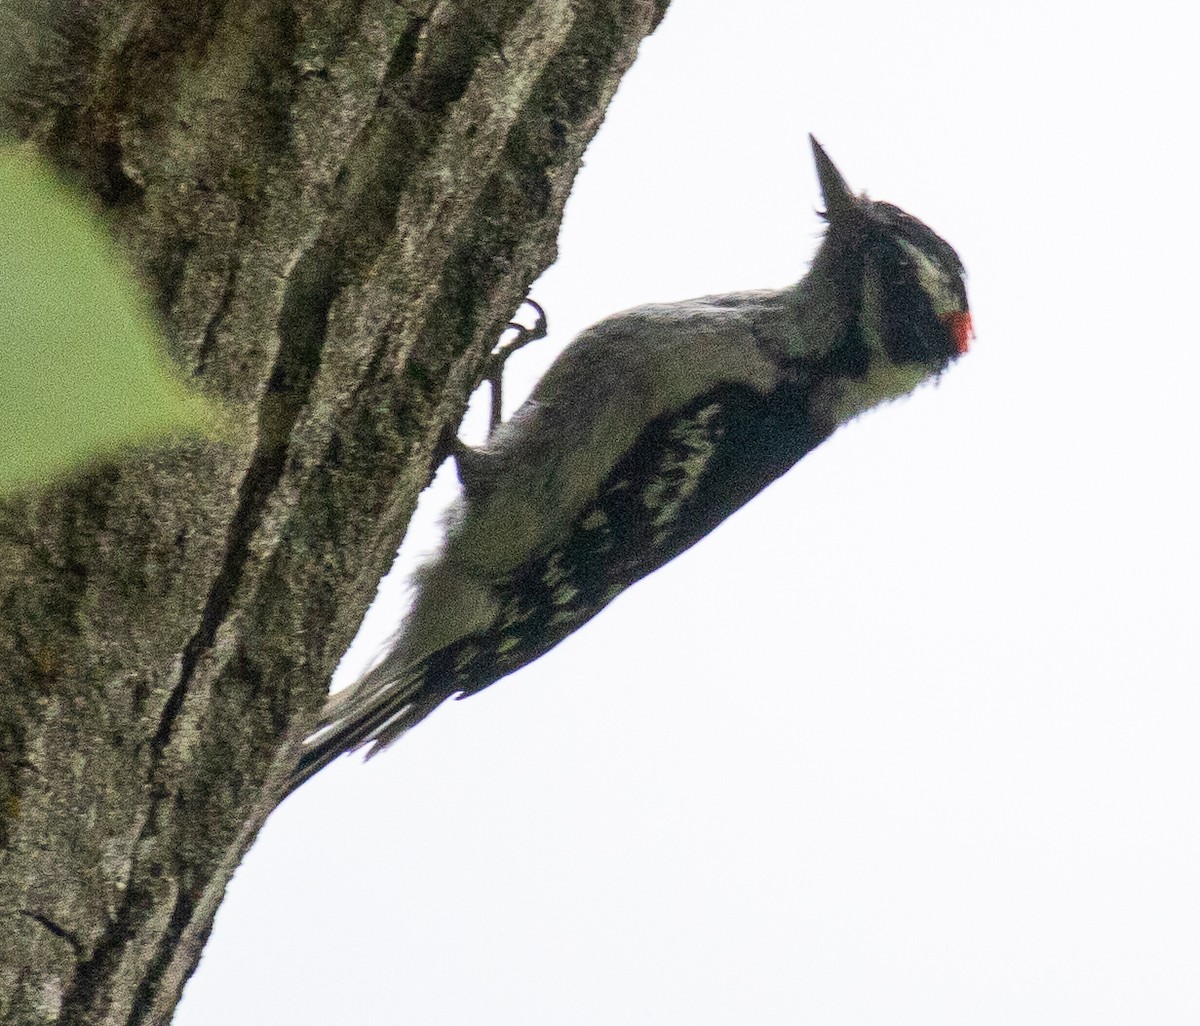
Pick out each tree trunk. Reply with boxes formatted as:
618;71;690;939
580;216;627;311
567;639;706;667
0;1;669;1022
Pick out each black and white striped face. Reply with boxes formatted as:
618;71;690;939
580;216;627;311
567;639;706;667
870;200;972;360
808;137;972;426
845;201;972;387
811;136;972;365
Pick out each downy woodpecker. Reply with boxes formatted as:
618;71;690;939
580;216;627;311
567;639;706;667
291;137;972;791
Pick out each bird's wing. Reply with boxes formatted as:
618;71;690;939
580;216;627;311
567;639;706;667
448;299;782;578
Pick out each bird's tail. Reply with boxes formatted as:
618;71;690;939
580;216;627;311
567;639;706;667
285;656;449;797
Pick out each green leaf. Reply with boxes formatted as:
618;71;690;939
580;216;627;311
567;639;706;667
0;145;219;494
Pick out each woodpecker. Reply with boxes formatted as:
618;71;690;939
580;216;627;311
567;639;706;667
291;137;972;792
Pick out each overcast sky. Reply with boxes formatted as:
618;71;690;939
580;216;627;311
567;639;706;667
177;1;1200;1023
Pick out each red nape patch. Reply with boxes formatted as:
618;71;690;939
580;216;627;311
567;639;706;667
940;310;974;355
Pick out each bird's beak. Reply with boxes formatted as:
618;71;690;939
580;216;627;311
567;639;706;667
810;135;854;223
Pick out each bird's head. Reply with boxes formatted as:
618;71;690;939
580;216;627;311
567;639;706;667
808;135;973;382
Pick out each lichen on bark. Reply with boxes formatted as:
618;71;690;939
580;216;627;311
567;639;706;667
0;1;670;1022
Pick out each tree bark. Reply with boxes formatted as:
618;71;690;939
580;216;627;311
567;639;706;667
0;1;669;1022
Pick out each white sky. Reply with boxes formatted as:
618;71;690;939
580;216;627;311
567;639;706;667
177;1;1200;1023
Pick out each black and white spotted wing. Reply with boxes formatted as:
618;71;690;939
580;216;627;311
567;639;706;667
421;376;833;705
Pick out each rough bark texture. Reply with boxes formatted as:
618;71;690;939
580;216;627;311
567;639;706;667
0;1;669;1022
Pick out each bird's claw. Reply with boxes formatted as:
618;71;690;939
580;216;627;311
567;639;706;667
485;299;548;434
